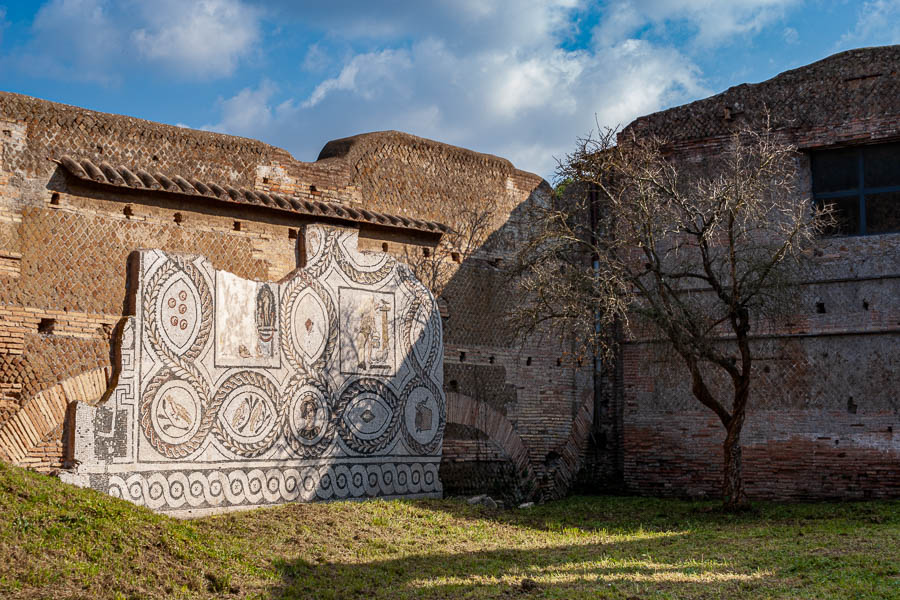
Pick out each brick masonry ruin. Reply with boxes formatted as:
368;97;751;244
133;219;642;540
0;83;592;509
583;45;900;500
1;45;898;507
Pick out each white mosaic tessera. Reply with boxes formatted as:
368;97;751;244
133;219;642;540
62;224;445;515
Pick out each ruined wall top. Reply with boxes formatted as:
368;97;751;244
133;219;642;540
0;91;292;186
0;91;546;225
621;45;900;150
317;130;546;221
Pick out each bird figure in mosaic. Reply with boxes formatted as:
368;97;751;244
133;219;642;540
246;399;267;434
231;398;250;431
162;394;193;431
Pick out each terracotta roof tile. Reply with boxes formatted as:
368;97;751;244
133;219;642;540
54;155;450;235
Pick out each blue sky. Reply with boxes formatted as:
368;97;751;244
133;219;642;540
0;1;898;180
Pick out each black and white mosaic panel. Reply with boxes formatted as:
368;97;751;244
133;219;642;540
64;224;445;516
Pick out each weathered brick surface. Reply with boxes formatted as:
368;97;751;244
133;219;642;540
0;90;592;498
622;46;900;153
607;45;900;500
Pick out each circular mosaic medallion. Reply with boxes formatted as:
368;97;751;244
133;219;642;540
219;384;278;446
335;378;401;455
401;379;444;455
149;379;202;447
211;371;281;458
283;379;335;458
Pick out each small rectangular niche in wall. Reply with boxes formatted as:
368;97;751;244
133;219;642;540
38;318;56;334
233;221;242;232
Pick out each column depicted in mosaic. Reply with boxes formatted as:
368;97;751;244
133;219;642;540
62;224;445;516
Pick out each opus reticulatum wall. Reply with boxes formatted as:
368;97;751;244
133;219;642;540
63;224;445;515
0;87;594;508
599;45;900;500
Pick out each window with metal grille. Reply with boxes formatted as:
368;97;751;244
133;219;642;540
811;142;900;235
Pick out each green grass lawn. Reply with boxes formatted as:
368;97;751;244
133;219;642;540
1;462;898;599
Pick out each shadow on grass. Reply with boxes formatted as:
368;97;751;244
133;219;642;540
412;494;900;535
265;531;765;599
263;496;900;600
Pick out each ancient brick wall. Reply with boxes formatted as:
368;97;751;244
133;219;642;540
611;46;900;500
0;91;594;501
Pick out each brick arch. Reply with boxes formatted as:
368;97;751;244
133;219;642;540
444;391;535;484
0;367;110;465
542;394;594;499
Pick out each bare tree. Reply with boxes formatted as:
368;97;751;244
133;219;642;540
512;125;832;509
403;195;498;298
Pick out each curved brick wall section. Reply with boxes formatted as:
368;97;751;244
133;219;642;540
0;366;109;464
318;130;546;245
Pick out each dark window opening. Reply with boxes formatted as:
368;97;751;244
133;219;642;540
544;450;561;466
422;247;431;257
459;351;466;362
381;242;389;252
123;205;133;217
38;318;56;334
233;221;242;231
451;251;461;263
173;212;184;224
526;357;532;366
288;228;298;240
50;192;60;205
811;142;900;235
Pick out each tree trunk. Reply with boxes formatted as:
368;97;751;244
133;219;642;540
723;417;749;510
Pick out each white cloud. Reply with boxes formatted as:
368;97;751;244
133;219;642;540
208;79;277;133
204;2;707;180
20;0;124;84
131;0;261;78
302;49;413;108
267;0;583;51
594;0;800;49
783;27;799;44
301;43;331;73
837;0;900;50
14;0;259;83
